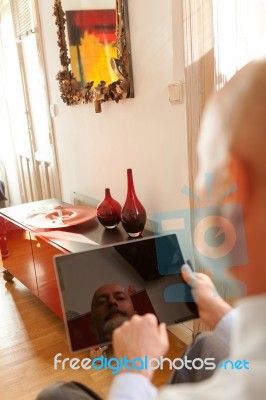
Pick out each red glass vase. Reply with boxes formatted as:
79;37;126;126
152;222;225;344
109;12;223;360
121;169;146;237
96;188;122;229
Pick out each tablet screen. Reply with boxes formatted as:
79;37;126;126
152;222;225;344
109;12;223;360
54;234;198;352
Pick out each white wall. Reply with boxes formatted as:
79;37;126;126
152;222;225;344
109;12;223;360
38;0;190;219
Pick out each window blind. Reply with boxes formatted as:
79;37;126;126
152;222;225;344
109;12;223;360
10;0;34;41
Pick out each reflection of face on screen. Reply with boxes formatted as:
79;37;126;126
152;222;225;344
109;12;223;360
90;283;136;342
55;234;198;353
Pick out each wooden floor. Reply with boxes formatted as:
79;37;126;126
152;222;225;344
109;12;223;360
0;275;186;400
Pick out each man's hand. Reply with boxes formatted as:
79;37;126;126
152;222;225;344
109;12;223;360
112;313;169;379
181;264;232;329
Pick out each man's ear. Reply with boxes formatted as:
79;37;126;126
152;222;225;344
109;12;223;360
228;154;251;211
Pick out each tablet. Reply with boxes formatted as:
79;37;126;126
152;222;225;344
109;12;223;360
54;233;198;352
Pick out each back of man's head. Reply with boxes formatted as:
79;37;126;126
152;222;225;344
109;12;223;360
197;58;266;296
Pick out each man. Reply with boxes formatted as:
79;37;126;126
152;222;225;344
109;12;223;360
90;283;136;343
168;263;237;384
36;59;266;399
36;269;235;399
108;59;266;399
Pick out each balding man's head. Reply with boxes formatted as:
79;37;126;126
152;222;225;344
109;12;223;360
196;59;266;295
90;284;136;343
198;60;266;189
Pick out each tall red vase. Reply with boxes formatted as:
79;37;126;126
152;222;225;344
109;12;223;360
96;188;122;229
121;169;146;237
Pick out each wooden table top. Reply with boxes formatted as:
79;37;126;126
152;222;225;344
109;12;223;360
0;198;153;253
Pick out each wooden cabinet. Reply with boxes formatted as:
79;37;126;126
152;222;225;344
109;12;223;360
0;199;152;321
30;233;66;318
0;217;66;318
2;219;39;297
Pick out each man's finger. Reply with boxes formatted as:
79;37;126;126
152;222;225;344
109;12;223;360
158;323;169;352
181;263;198;288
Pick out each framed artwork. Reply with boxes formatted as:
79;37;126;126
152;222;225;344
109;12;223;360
53;0;134;112
66;9;117;86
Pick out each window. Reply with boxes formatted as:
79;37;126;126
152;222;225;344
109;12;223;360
213;0;266;90
0;0;61;203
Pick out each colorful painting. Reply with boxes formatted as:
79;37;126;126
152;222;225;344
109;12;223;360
66;9;117;87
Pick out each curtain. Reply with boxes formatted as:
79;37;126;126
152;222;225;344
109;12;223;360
183;0;214;193
213;0;266;90
182;0;266;336
182;0;215;336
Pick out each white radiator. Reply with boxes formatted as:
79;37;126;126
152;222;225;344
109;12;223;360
70;191;98;208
